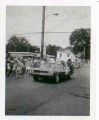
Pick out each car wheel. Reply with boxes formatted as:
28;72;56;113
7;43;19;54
55;74;60;83
33;75;38;81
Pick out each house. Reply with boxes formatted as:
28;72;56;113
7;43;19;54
56;46;76;62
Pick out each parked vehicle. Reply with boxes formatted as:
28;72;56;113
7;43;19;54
31;61;72;83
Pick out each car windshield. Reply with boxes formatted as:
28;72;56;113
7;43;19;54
40;62;52;68
33;61;53;68
47;58;55;64
53;64;64;69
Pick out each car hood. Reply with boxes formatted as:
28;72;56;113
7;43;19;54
32;66;52;71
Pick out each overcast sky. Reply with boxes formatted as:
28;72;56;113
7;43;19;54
6;6;91;48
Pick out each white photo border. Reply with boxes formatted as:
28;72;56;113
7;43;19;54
0;0;97;120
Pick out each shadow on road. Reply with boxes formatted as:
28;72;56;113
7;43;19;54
33;77;73;84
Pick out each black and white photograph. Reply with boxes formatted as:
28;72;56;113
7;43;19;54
5;6;91;116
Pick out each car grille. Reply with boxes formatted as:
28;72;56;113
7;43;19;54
34;70;49;73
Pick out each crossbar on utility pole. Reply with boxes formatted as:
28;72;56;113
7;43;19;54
41;6;45;59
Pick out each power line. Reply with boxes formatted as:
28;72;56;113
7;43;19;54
6;31;72;36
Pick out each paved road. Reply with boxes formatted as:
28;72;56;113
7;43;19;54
5;63;90;115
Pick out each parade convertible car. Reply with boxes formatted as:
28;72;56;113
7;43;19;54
31;62;72;83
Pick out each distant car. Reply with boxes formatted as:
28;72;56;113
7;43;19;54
31;61;72;83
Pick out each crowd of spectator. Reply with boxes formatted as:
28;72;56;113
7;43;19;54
6;54;86;78
6;56;40;77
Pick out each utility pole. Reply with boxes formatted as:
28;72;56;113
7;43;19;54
84;46;86;59
41;6;45;59
28;45;30;52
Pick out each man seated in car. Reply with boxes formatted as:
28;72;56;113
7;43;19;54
67;59;74;75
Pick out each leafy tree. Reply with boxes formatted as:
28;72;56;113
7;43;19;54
46;44;61;56
69;28;90;59
6;36;40;53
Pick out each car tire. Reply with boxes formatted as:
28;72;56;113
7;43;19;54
33;75;38;81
